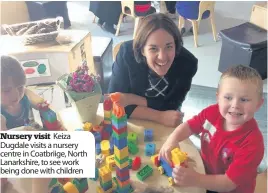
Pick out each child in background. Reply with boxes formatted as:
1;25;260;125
0;55;55;193
0;55;48;130
159;65;265;193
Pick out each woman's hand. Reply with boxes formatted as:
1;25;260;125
159;110;184;128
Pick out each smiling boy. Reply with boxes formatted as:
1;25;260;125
159;65;265;193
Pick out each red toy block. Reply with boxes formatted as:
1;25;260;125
43;120;60;130
112;125;127;135
132;157;141;171
101;130;110;140
116;168;129;179
103;97;112;111
153;156;160;167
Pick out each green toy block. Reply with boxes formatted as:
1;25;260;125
115;154;129;164
129;158;133;169
100;179;113;189
77;178;88;192
71;179;81;192
111;114;127;124
128;141;139;155
136;165;153;181
48;178;58;188
128;132;138;144
112;131;128;140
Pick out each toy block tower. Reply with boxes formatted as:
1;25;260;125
38;101;63;131
102;95;113;140
97;165;114;193
110;93;133;193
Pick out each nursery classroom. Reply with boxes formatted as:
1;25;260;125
0;1;267;193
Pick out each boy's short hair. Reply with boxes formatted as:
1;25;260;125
1;55;26;86
219;64;263;96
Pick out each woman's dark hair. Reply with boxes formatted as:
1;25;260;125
133;13;183;63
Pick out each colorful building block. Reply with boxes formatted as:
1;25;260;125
83;122;92;131
128;141;139;155
127;132;138;144
93;132;101;143
136;165;153;181
106;155;116;171
132;157;141;171
114;146;128;160
112;125;127;135
63;182;79;193
114;138;127;150
40;109;57;123
103;97;112;111
111;114;127;129
96;143;101;155
128;158;133;169
99;166;112;183
144;129;153;142
101;140;110;156
76;178;88;193
145;143;156;156
170;147;188;166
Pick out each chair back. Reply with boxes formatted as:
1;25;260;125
121;1;136;17
250;3;267;30
113;42;124;61
197;1;215;21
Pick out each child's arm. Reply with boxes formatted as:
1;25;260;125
25;88;46;110
159;122;193;163
172;166;236;192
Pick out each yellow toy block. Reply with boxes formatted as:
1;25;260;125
115;159;129;169
151;154;159;164
63;182;79;193
106;154;116;171
99;166;112;183
171;148;188;166
114;146;128;160
97;186;113;193
104;110;111;118
83;122;92;131
101;140;110;156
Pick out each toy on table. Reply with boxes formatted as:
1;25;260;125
144;129;153;142
37;101;64;131
110;92;133;193
97;165;114;193
145;143;156;156
136;165;153;181
151;148;188;186
132;157;141;171
49;178;88;193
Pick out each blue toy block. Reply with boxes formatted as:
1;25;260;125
93;132;101;143
114;138;127;150
40;109;57;123
117;174;130;182
96;143;101;155
144;129;153;142
145;143;156;156
75;128;84;131
104;124;112;133
100;179;113;191
160;157;173;177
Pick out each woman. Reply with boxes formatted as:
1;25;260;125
108;13;198;128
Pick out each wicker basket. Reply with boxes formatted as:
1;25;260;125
1;17;62;45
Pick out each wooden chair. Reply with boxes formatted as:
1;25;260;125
177;1;217;47
113;42;124;61
116;1;141;39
